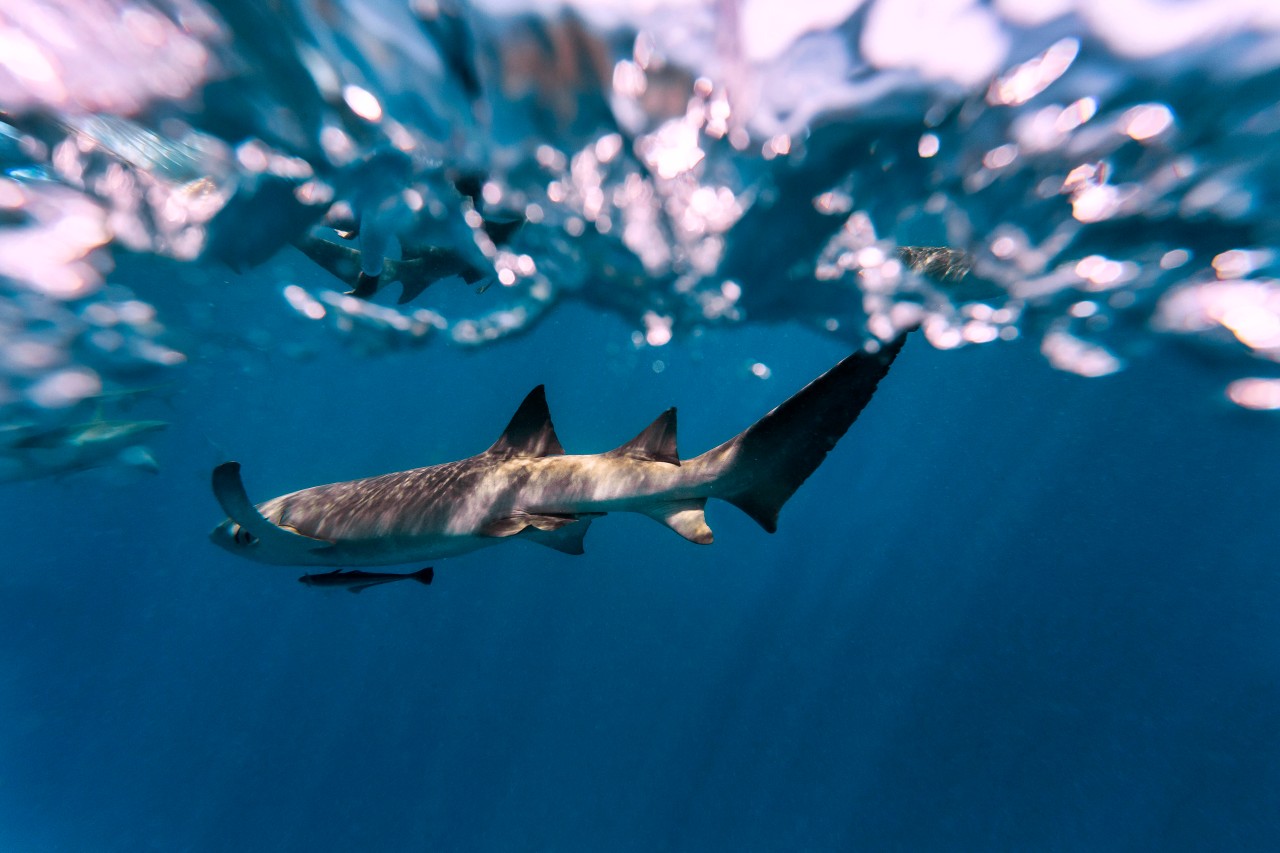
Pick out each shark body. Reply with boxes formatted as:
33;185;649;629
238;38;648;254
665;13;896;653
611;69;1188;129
0;419;167;483
210;334;908;567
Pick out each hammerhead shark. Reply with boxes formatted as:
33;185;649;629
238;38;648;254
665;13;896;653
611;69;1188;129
210;334;908;567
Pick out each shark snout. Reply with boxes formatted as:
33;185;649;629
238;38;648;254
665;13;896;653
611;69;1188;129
209;519;236;552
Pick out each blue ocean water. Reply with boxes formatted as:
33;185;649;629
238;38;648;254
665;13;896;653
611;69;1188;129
3;0;1280;850
3;265;1279;850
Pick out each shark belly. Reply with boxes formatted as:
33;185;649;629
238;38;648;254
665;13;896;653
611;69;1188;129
317;531;503;566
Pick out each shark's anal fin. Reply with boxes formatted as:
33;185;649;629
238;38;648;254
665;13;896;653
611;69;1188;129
212;462;333;552
643;499;713;545
608;408;680;466
486;386;565;458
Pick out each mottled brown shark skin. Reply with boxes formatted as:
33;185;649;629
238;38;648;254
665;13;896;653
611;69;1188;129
209;334;909;567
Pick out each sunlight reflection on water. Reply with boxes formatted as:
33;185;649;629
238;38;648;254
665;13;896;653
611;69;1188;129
1;0;1279;459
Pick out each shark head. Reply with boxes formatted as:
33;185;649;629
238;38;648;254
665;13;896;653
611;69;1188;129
208;509;333;566
209;462;334;566
209;518;261;555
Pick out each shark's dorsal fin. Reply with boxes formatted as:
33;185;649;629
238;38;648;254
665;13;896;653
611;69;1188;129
212;462;333;553
607;407;679;466
642;498;713;544
486;386;565;458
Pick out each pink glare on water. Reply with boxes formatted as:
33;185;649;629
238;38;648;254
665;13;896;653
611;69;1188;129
1226;378;1280;411
0;0;221;116
0;180;111;299
987;38;1079;106
1041;329;1123;377
342;84;383;122
1122;103;1174;141
26;367;102;408
1155;280;1280;356
643;311;673;347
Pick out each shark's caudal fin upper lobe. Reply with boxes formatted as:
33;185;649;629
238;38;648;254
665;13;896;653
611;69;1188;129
704;333;910;533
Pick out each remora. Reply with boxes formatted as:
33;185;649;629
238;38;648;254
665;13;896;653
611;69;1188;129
210;334;908;566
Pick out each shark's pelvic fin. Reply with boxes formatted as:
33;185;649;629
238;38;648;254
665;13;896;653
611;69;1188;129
212;462;333;552
608;407;680;466
644;498;713;544
486;385;566;458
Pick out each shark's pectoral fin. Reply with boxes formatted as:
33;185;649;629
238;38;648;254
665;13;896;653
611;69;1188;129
212;462;333;553
480;511;601;555
520;514;602;555
643;499;713;545
392;260;434;305
480;516;530;538
520;512;581;531
392;248;484;304
480;511;583;537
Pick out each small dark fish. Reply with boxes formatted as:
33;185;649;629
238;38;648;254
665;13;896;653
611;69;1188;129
297;567;434;594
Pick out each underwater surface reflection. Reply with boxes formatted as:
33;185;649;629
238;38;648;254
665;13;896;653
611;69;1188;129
1;1;1278;850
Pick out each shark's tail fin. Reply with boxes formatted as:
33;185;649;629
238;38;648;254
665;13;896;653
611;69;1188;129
411;567;435;586
701;333;910;533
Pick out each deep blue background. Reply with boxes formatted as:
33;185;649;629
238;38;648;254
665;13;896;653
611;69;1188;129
2;263;1278;851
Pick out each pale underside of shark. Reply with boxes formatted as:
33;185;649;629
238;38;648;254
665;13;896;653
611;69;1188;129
210;334;908;567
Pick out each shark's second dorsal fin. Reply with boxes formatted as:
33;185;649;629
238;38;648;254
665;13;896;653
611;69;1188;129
487;385;565;458
607;408;680;466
